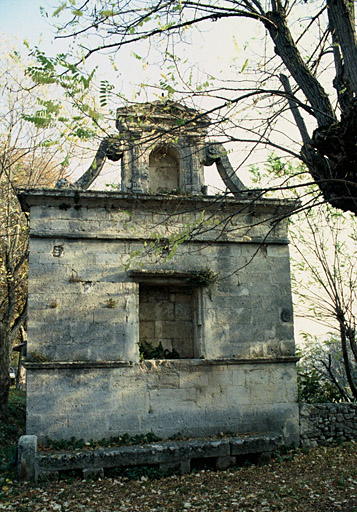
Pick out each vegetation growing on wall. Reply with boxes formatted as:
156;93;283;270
138;341;180;361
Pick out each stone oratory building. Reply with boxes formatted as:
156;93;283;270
19;101;299;446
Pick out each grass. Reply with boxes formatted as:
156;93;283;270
0;391;356;511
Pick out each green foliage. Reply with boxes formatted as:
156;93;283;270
186;268;218;287
45;436;86;451
105;297;117;308
273;444;298;463
297;368;344;403
159;79;175;97
249;153;310;195
0;42;77;420
138;341;179;360
99;80;114;107
100;10;115;17
52;2;67;17
297;336;356;403
23;45;99;142
124;212;220;271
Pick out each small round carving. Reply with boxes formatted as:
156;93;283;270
281;308;292;323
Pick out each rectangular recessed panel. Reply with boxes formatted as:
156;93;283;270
139;284;194;358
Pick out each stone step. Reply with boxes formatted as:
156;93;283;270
18;433;283;482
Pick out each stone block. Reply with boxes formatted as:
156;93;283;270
230;435;282;456
139;321;155;341
267;245;289;257
257;451;272;466
206;368;233;387
155;320;178;339
24;189;299;444
148;387;198;411
174;321;194;340
139;302;154;320
36;469;60;482
83;467;104;479
172;339;194;359
175;303;193;320
175;292;193;304
155;301;175;320
176;439;230;459
18;435;37;483
216;455;236;470
108;414;142;436
179;371;208;389
147;370;180;390
159;460;190;475
224;385;251;406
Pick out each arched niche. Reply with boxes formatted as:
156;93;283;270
148;145;180;193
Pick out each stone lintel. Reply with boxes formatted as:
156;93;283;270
129;269;206;285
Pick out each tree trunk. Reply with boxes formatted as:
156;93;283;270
339;315;357;401
302;100;357;214
260;2;357;214
327;0;357;95
0;323;11;422
265;2;335;127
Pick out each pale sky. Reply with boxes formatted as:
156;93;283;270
0;0;258;190
1;1;60;47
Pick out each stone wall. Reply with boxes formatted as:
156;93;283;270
19;189;299;445
24;191;296;364
139;285;195;358
26;360;299;444
299;403;357;448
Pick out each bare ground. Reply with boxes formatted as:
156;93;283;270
1;442;356;511
1;390;356;511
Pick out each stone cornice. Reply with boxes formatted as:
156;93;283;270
25;357;299;370
28;230;290;245
17;187;297;216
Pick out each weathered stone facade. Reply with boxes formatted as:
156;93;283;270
300;403;357;448
19;189;299;445
18;101;299;446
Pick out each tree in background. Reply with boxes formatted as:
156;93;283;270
297;335;356;403
40;0;357;215
251;154;357;401
291;205;357;401
0;43;91;421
